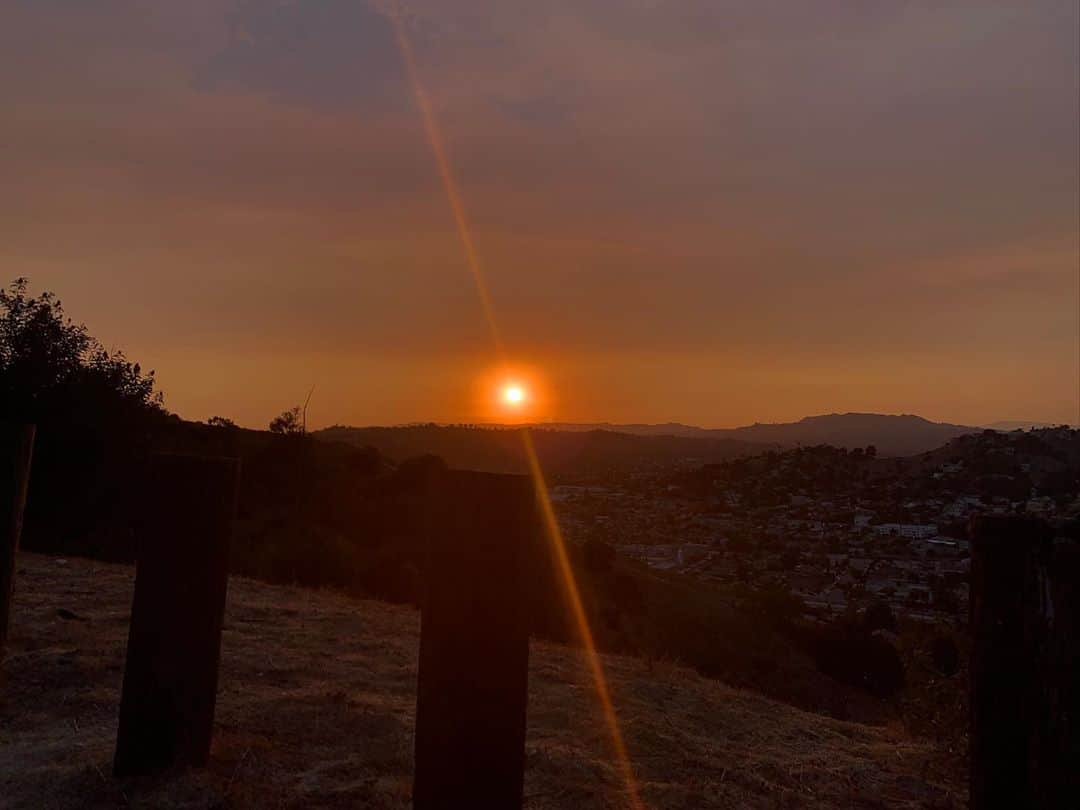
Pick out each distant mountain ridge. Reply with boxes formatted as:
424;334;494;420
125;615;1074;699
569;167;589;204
317;413;986;465
515;413;980;457
721;413;979;456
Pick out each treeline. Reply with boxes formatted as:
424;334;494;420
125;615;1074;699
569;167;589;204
318;423;760;476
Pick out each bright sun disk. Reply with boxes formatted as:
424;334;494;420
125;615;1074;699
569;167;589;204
502;384;526;406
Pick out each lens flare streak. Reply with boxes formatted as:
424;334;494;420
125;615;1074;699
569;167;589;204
522;430;645;809
390;15;504;359
388;10;644;809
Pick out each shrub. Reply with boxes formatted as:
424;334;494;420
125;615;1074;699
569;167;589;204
810;623;905;697
930;634;960;677
863;599;898;634
583;537;616;575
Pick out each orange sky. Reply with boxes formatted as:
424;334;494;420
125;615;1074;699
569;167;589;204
3;1;1078;429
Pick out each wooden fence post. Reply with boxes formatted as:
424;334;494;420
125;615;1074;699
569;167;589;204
113;453;240;777
969;515;1078;808
1039;539;1080;806
413;470;538;809
1;423;35;657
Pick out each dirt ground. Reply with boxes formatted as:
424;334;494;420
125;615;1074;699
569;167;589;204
1;553;964;808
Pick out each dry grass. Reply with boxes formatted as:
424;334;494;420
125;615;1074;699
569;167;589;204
1;553;963;808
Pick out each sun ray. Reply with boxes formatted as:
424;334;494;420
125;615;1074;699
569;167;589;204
521;429;645;809
387;9;644;808
389;12;504;361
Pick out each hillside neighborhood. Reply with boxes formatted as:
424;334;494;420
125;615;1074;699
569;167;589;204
552;426;1080;623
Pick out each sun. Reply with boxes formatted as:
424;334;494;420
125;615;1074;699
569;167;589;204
502;383;527;407
478;367;546;422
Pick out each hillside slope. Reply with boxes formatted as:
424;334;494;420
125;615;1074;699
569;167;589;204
2;554;963;808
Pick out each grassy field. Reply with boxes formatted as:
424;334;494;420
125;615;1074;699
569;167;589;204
2;553;963;808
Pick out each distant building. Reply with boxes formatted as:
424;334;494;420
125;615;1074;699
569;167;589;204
1025;496;1056;517
914;537;965;557
944;496;983;519
873;523;938;539
677;543;711;567
825;553;848;570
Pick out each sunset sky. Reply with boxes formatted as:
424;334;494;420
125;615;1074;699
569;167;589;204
4;1;1077;429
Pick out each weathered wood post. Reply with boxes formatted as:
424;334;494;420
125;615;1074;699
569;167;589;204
1;423;35;657
113;453;240;777
413;469;538;809
1037;538;1080;807
969;515;1078;808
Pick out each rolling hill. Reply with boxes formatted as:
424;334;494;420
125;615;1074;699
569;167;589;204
1;553;964;808
717;413;978;457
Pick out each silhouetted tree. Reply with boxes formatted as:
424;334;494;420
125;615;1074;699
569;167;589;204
269;406;304;435
207;416;236;429
0;278;163;423
0;278;166;552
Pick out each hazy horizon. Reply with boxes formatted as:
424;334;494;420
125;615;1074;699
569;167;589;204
4;1;1077;430
315;412;1077;434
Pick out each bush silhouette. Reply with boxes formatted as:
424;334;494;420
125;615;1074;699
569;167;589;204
583;537;616;575
863;599;898;634
930;634;960;677
810;623;905;697
269;407;304;435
